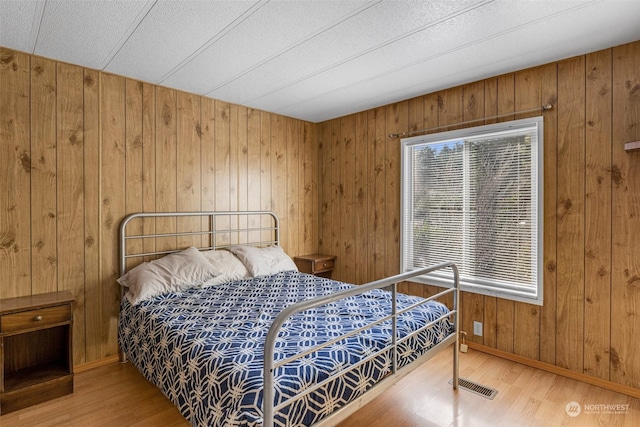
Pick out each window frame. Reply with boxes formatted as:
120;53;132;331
400;116;544;305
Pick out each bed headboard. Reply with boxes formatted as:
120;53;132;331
118;211;280;277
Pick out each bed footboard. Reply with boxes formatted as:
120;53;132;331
263;262;460;427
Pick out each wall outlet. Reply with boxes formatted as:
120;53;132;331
473;321;483;336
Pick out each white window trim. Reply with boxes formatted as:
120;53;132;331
400;117;544;305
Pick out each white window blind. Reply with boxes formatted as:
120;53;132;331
401;117;543;304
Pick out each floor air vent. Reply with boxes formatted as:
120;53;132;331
449;377;498;400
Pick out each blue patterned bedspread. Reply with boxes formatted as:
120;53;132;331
118;271;452;426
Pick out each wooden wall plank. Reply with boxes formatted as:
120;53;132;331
584;49;612;380
229;105;239;244
300;121;315;254
483;297;498;349
611;42;640;388
271;115;288;250
100;72;126;358
248;108;262;245
333;119;344;272
497;74;515;121
329;119;342;276
286;118;300;257
214;101;230;246
260;111;272;245
341;115;356;284
155;87;177;252
407;96;424;136
424;93;438;133
463;81;484;123
362;112;376;285
484;78;499;123
237;105;249;244
461;81;485;344
539;62;559;365
385;102;406;281
372;108;387;281
141;83;156;257
556;56;586;372
57;62;86;364
334;118;346;280
0;48;31;299
201;98;216;247
514;67;542;119
300;120;312;254
30;56;58;295
318;122;329;255
495;74;515;353
398;97;425;294
438;86;463;129
125;79;143;270
354;111;368;284
483;77;499;349
513;67;542;360
310;121;319;254
83;69;101;361
176;91;201;248
319;120;338;264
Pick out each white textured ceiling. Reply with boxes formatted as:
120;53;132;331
2;0;640;123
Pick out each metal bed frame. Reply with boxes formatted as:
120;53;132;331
118;211;460;427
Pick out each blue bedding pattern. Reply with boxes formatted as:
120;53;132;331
118;271;452;426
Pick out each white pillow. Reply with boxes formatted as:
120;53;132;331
229;245;298;277
200;249;252;287
118;247;219;305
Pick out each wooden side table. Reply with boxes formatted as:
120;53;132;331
0;290;74;414
294;254;336;278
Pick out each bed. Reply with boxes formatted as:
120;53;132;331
117;211;459;427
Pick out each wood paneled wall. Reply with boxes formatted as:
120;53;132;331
0;47;318;365
2;39;640;392
319;41;640;390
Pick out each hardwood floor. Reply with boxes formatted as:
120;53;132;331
338;349;640;427
1;348;638;426
0;361;187;427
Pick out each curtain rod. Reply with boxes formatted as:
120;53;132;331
388;104;553;139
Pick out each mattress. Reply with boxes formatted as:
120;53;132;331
118;271;451;426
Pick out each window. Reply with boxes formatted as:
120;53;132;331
401;117;543;304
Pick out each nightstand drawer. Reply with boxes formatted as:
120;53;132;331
1;305;71;334
314;258;334;272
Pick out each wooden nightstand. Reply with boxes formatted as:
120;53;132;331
294;254;336;277
0;290;74;414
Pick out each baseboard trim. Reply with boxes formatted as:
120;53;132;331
74;355;120;373
467;342;640;399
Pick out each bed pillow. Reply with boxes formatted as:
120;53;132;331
229;245;298;277
117;246;219;305
200;249;252;287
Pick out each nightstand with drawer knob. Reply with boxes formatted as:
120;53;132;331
0;290;74;414
294;254;336;278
